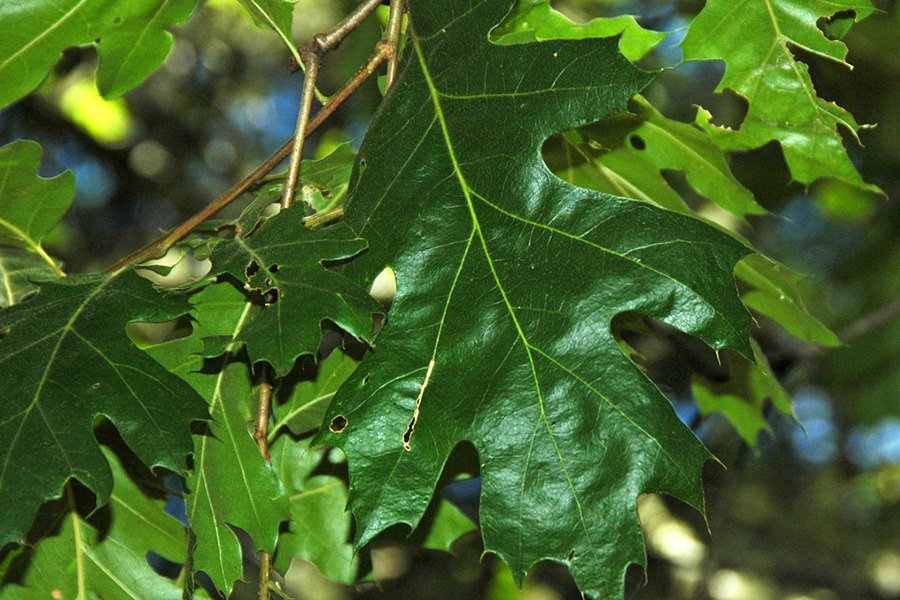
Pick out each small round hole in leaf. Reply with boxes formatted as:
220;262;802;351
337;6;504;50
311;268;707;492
264;288;279;305
629;135;646;150
268;264;279;273
330;415;348;433
246;260;260;278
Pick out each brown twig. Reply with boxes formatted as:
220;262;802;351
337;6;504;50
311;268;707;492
253;365;274;463
384;0;406;90
104;51;385;273
258;549;273;600
282;0;393;210
289;0;383;73
281;50;320;210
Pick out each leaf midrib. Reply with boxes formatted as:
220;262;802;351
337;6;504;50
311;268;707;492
412;33;602;566
0;0;92;74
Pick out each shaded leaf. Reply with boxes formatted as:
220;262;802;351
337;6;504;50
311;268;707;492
491;0;666;62
272;347;360;436
313;1;754;597
245;144;357;227
0;0;201;109
0;269;207;547
271;438;358;585
737;254;840;347
681;0;880;194
145;283;290;597
0;140;74;258
0;449;199;600
206;209;378;375
692;341;793;448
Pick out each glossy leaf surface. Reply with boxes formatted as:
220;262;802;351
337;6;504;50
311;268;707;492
146;283;290;597
681;0;880;193
0;0;200;109
206;209;378;376
314;1;754;597
0;269;207;547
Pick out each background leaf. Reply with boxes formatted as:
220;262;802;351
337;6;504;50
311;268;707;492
233;0;301;63
0;269;207;548
737;255;841;347
0;248;58;308
681;0;880;194
313;1;754;597
0;449;199;600
548;95;765;220
692;341;794;448
0;0;201;109
271;437;358;585
272;346;360;436
491;0;666;62
0;140;74;260
146;282;290;597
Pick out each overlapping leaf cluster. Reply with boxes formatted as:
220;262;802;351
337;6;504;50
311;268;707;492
0;0;880;598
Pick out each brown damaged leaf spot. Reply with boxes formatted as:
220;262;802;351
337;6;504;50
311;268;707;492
330;415;348;433
403;359;435;451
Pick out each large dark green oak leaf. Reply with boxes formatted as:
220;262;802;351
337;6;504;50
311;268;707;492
0;269;208;548
314;1;754;598
206;209;380;376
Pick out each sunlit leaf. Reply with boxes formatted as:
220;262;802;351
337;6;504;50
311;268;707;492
737;254;840;347
681;0;881;194
0;140;73;263
313;1;754;597
693;341;793;448
233;0;301;63
0;0;201;109
491;0;666;62
0;248;58;308
550;95;765;220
